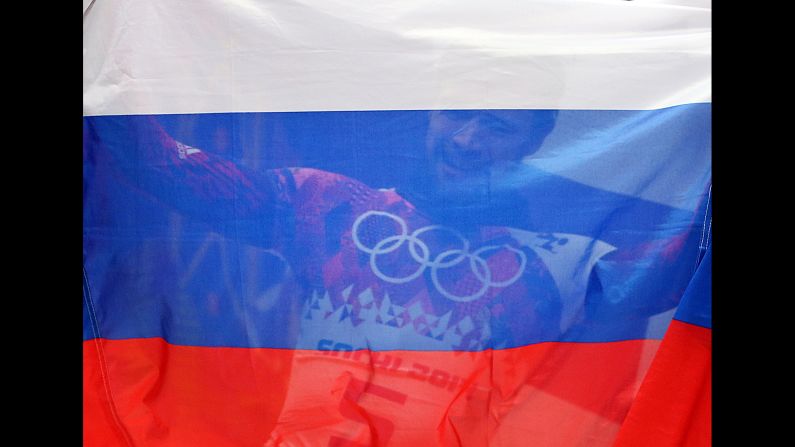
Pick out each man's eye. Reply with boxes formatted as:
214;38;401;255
489;123;509;134
483;119;516;135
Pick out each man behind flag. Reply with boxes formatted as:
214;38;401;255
84;1;710;445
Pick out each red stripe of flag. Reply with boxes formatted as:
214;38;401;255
85;337;665;446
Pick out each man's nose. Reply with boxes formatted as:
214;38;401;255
451;119;486;152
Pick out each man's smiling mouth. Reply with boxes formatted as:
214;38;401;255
438;149;491;175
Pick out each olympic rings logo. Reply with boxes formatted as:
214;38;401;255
351;211;527;303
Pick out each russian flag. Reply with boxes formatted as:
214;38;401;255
83;1;711;446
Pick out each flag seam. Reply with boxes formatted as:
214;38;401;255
694;183;711;272
704;217;712;252
83;267;135;447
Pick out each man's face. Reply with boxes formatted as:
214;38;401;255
425;110;550;191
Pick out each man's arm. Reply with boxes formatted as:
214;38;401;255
84;115;294;244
